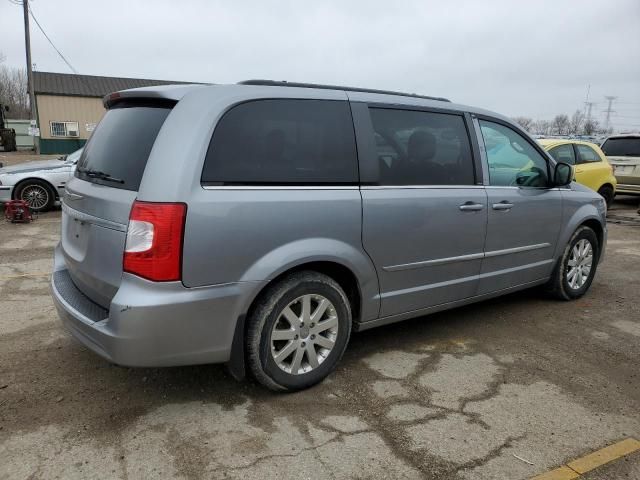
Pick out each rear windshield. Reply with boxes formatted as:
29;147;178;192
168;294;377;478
76;103;171;190
601;138;640;157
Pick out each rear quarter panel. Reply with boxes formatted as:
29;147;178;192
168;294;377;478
576;145;616;192
181;188;380;322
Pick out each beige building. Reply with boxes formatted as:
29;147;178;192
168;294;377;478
33;72;191;154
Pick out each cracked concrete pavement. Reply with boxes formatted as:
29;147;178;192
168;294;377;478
1;198;639;479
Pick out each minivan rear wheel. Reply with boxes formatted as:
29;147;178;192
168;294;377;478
547;226;599;300
246;271;352;392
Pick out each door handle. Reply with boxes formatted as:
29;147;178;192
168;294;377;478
459;202;485;212
492;201;514;211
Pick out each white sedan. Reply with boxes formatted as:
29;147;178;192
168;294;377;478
0;148;82;212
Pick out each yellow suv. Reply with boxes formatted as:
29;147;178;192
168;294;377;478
538;139;617;206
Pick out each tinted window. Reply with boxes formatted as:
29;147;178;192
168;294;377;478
576;144;601;163
601;138;640;157
549;144;576;165
369;108;474;185
202;100;357;185
76;104;171;191
480;120;549;187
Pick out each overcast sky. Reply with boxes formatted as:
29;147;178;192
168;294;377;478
2;0;639;130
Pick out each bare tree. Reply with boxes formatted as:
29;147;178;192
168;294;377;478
533;119;551;136
511;116;534;132
552;114;570;135
568;110;585;135
583;118;600;136
0;64;30;119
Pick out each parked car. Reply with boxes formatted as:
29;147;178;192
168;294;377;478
0;148;83;211
600;134;640;195
51;81;606;392
538;139;617;206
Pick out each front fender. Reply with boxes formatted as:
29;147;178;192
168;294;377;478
555;192;606;262
239;237;380;322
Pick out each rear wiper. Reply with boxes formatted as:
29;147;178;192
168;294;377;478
77;167;125;184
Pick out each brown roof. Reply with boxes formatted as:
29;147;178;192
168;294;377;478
33;71;198;98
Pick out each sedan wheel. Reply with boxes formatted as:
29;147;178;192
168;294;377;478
17;181;54;211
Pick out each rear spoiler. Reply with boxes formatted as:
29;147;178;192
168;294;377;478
103;84;205;109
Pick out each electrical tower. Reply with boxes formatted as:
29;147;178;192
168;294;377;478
584;101;595;121
603;96;617;132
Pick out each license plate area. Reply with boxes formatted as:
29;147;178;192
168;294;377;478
614;165;633;175
62;211;91;262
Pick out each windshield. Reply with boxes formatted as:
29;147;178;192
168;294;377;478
76;104;172;191
65;148;83;164
601;138;640;157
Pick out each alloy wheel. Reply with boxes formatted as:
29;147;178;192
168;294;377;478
20;184;49;210
566;239;593;290
270;294;339;375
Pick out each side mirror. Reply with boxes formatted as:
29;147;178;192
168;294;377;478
4;105;9;112
554;162;573;187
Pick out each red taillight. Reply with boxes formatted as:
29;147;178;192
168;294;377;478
123;201;187;281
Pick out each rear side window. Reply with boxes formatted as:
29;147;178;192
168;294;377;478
368;108;475;186
601;138;640;157
549;144;576;165
575;144;601;163
202;99;358;185
76;104;171;191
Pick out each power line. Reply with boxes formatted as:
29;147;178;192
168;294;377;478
27;4;78;74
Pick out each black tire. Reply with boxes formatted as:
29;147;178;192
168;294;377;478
546;226;600;300
247;271;352;392
15;179;55;212
597;185;614;208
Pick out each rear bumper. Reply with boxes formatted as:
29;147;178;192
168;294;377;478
615;183;640;195
51;243;264;367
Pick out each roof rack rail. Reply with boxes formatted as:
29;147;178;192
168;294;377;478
238;79;451;103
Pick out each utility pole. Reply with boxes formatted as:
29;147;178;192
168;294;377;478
22;0;38;152
603;96;617;133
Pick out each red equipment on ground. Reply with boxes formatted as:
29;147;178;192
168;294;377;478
4;200;35;223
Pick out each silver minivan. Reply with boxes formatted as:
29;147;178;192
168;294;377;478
51;81;607;391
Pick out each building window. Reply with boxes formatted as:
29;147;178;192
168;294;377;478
50;121;79;138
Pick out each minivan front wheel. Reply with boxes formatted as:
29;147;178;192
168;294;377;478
247;271;352;391
547;226;599;300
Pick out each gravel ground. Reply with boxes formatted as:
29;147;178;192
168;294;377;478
0;193;639;479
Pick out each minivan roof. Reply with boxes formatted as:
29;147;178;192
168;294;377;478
103;82;511;124
238;79;451;103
